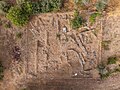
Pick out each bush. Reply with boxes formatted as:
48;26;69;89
21;1;33;15
107;56;118;65
89;12;101;23
50;0;63;11
7;6;29;26
71;10;85;29
71;16;84;29
32;1;42;14
7;0;63;26
40;0;52;13
95;0;108;11
0;1;10;15
97;63;111;79
32;0;63;14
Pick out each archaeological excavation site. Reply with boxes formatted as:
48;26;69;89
0;0;120;90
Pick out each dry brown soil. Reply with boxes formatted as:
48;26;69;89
0;0;120;90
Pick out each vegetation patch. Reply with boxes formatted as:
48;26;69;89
71;10;85;29
97;63;109;79
89;12;101;24
95;0;108;12
6;0;63;26
98;56;120;79
7;6;29;26
107;56;118;65
0;1;10;15
32;0;63;14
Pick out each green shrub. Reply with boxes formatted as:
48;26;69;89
6;0;33;26
7;6;29;26
21;1;33;15
32;1;43;14
107;56;118;65
32;0;63;14
0;1;10;15
95;0;108;11
97;63;110;79
7;0;63;26
40;0;52;13
71;10;85;29
89;12;101;23
71;16;84;29
50;0;63;11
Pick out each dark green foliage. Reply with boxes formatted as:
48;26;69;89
89;12;101;23
98;56;120;79
6;1;33;26
71;16;84;29
107;56;118;65
32;0;63;14
71;10;85;29
6;0;63;26
50;0;63;11
7;6;29;26
0;1;11;15
40;0;52;13
31;1;42;14
21;1;33;15
0;61;4;80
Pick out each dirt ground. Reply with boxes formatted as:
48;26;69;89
0;0;120;90
0;11;102;90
